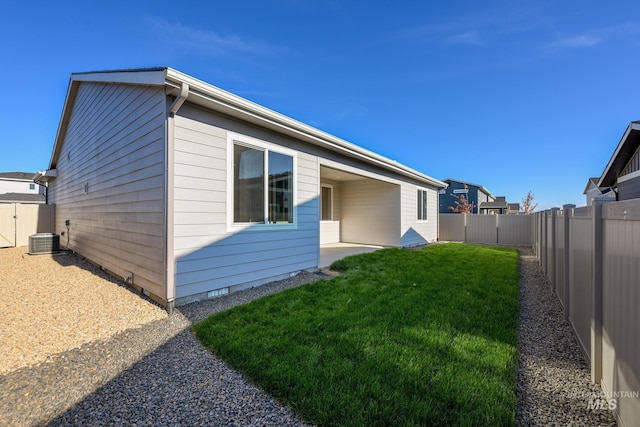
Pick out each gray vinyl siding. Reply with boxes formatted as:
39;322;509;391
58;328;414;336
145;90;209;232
340;179;400;247
400;183;438;246
172;104;319;300
48;82;167;298
585;186;601;206
617;176;640;201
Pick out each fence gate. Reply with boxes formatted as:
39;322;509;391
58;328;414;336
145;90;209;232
0;204;16;247
0;204;55;248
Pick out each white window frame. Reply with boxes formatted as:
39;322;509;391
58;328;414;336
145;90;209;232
320;184;334;222
227;132;297;232
417;187;429;222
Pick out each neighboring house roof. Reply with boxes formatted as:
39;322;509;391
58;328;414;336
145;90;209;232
583;177;613;196
0;172;36;180
47;67;445;189
0;193;45;203
598;121;640;187
442;178;494;198
508;203;520;211
583;177;599;194
479;197;508;209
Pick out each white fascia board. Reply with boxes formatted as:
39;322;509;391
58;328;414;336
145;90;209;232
583;178;598;195
164;68;446;189
33;169;57;183
48;67;444;188
443;178;491;195
49;78;78;168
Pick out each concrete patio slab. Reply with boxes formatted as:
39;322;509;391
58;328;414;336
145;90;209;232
319;242;384;268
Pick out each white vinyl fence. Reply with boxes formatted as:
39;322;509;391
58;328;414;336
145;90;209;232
0;203;55;247
534;199;640;426
439;213;533;246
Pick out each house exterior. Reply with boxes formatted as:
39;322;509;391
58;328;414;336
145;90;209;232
507;203;520;214
0;172;45;204
478;196;509;214
36;68;445;308
438;178;494;214
598;121;640;201
583;177;614;206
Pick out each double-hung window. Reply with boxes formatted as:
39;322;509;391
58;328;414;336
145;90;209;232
229;134;296;228
417;188;428;221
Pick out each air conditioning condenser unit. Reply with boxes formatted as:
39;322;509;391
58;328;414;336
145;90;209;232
28;233;60;255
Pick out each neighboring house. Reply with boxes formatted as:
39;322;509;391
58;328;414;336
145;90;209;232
598;120;640;201
36;67;445;309
507;203;520;214
0;172;45;204
478;196;509;214
438;178;494;214
0;193;45;204
583;177;615;206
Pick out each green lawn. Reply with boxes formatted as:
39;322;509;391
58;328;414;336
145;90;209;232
193;243;520;426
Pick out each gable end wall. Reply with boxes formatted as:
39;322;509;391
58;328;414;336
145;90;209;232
48;81;168;300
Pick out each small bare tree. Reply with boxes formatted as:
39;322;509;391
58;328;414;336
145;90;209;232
448;185;475;214
521;190;538;214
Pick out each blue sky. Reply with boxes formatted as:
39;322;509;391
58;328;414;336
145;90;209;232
1;1;639;210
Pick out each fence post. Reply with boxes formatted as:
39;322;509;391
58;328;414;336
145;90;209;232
539;211;544;262
537;212;542;260
550;208;559;292
563;204;575;322
591;196;612;384
543;210;549;274
463;213;468;243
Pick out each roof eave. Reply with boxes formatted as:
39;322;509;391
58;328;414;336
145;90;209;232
598;121;640;188
442;178;494;198
164;68;445;188
49;69;169;169
49;67;445;188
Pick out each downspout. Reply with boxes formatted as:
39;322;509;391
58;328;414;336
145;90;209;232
37;182;48;204
165;82;189;313
170;83;189;115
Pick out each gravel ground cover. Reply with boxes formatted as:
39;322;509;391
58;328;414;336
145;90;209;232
1;246;618;426
0;247;167;375
0;244;322;426
515;248;616;426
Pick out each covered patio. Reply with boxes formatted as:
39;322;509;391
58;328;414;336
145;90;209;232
319;165;401;249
